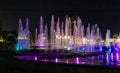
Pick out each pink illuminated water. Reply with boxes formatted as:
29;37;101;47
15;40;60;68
112;52;120;62
17;16;105;53
76;57;79;64
14;54;116;66
55;58;58;63
35;56;37;61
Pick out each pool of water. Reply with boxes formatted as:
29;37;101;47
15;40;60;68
14;52;120;67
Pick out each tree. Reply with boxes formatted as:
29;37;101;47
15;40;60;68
113;34;118;39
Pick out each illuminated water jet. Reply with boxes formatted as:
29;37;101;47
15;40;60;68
16;15;105;53
16;18;30;50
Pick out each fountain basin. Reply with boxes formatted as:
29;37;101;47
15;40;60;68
14;53;114;66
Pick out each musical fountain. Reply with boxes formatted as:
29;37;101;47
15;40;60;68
14;15;120;66
16;16;104;53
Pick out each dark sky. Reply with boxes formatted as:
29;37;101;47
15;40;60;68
0;0;120;37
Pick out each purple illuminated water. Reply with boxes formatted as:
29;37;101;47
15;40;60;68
17;16;105;53
16;18;30;50
14;53;119;66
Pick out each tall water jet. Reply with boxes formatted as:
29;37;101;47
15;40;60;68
68;17;74;50
16;16;106;53
35;28;38;43
64;16;70;50
98;33;103;51
50;15;55;49
16;18;24;50
24;18;30;49
44;23;48;49
55;17;61;49
34;16;46;49
76;17;82;48
86;24;91;52
105;30;111;47
38;16;44;47
73;20;78;50
16;18;30;50
61;22;65;49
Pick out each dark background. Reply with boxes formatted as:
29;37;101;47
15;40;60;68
0;0;120;38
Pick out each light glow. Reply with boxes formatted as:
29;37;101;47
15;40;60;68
76;57;79;64
55;58;58;62
34;57;37;61
116;53;119;61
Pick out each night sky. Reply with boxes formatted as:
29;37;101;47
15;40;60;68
0;0;120;37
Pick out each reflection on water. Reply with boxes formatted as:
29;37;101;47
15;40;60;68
14;53;119;66
34;56;37;61
55;58;58;63
110;52;120;63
